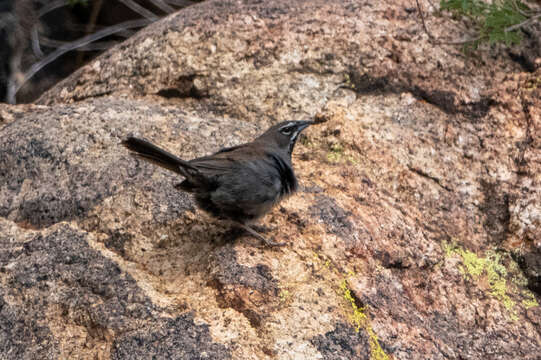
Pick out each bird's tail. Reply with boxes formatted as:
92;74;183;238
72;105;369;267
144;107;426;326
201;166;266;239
122;137;199;177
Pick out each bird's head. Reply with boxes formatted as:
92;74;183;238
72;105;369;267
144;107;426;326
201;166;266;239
257;120;314;155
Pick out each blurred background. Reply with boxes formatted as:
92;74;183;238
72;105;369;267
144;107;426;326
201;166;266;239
2;0;539;104
0;0;198;104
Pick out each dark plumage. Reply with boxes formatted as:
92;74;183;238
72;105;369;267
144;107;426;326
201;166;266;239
122;120;313;245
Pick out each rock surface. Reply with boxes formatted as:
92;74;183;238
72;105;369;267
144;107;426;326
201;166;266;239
1;0;540;359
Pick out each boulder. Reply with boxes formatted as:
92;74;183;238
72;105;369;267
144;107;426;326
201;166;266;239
1;0;539;358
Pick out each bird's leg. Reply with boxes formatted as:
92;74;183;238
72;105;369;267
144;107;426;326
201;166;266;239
236;223;286;247
250;224;275;234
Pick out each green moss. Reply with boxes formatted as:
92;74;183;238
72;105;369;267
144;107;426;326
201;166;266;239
340;280;389;360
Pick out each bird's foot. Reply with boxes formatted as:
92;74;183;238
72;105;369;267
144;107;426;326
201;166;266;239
236;223;286;247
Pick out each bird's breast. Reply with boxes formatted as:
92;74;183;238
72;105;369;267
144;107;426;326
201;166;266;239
266;152;297;196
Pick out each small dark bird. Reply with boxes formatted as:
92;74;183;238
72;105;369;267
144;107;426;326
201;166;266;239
122;120;314;246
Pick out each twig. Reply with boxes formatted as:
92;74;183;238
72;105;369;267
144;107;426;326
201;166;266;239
37;0;67;18
14;18;152;99
435;35;483;45
415;0;482;44
53;23;135;38
76;0;104;66
164;0;197;7
31;25;44;58
32;0;72;59
39;36;116;51
113;29;137;38
415;0;436;41
415;0;494;46
84;0;104;41
147;0;176;14
504;12;541;32
510;0;531;18
118;0;159;20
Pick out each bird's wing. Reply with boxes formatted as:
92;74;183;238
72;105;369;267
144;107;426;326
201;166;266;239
214;144;245;155
188;144;261;175
176;149;251;192
189;156;238;174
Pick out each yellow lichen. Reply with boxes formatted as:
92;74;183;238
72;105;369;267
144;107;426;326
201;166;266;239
509;261;529;287
312;251;389;360
340;279;389;360
506;259;539;310
442;243;535;320
340;279;365;332
443;242;455;257
524;76;541;90
326;143;358;164
279;289;291;303
342;73;355;89
522;291;539;309
327;143;345;162
458;248;487;278
299;135;315;147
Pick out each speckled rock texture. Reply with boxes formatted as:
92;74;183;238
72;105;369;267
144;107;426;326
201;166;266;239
1;0;540;359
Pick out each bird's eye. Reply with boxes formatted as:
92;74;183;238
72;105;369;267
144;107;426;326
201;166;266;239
280;127;294;135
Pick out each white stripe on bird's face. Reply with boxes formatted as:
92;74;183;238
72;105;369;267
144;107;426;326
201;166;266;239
279;122;297;134
287;128;304;154
277;121;311;154
290;129;301;143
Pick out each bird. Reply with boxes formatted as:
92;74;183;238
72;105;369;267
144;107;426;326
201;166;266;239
122;120;314;246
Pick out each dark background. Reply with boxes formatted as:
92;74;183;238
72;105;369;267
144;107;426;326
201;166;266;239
0;0;196;104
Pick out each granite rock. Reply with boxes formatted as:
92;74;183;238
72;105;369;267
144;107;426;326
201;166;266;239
1;0;540;358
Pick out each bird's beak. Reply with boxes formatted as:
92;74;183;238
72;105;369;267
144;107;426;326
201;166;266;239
298;120;314;132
